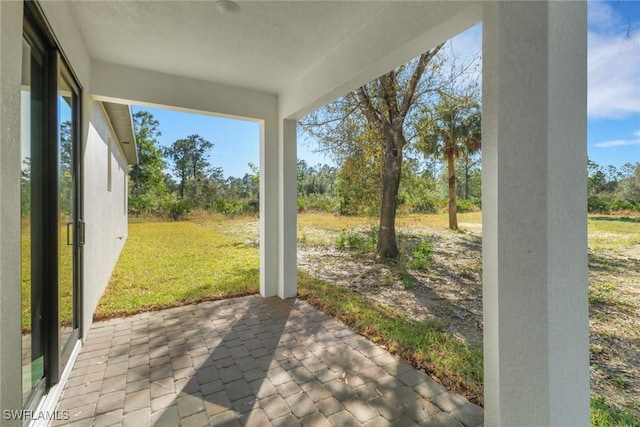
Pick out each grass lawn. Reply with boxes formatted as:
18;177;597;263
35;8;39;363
21;222;74;332
94;220;259;319
586;215;640;426
95;211;639;425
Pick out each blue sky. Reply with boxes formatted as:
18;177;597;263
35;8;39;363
133;1;640;178
587;0;640;169
130;106;262;179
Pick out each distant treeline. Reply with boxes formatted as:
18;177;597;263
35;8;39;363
588;160;640;213
128;112;482;220
128;110;637;220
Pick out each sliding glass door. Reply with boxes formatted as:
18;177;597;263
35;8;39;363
21;2;82;408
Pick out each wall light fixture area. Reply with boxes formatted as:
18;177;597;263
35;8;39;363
215;1;240;14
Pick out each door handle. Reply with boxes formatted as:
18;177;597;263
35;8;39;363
79;221;85;246
66;222;73;246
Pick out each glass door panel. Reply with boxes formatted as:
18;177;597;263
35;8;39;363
21;34;46;406
58;69;79;369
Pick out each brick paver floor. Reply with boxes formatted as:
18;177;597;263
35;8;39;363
53;296;483;426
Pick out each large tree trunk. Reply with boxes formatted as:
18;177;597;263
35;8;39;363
355;47;442;259
378;128;404;258
447;147;458;230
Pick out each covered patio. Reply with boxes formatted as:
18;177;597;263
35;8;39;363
0;1;589;425
52;296;483;427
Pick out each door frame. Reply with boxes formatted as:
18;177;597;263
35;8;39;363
57;56;83;375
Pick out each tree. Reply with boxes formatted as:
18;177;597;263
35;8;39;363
297;159;310;197
59;120;73;217
21;157;31;218
336;127;384;216
129;111;168;214
616;163;640;204
164;134;213;200
455;150;481;202
246;162;260;199
397;157;440;214
416;89;481;230
297;161;338;212
130;111;167;197
302;45;444;258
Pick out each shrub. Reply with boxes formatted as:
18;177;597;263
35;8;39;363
456;199;476;213
409;239;434;270
297;194;338;213
213;199;243;215
129;193;162;216
162;199;190;221
588;197;640;214
410;198;439;214
336;227;377;255
212;199;259;216
245;199;259;213
608;199;639;213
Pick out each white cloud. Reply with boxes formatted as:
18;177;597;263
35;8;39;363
588;2;640;119
595;130;640;147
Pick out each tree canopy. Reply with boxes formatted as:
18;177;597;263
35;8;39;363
416;86;481;230
164;134;214;200
301;45;446;258
300;44;486;256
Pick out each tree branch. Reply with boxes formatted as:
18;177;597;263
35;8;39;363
356;86;383;128
399;43;444;119
380;71;399;124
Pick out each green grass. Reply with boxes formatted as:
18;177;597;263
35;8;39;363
21;222;74;332
86;212;640;424
335;226;377;255
409;238;435;270
591;395;640;426
21;226;31;332
94;221;259;320
588;282;617;305
298;271;484;405
588;215;640;252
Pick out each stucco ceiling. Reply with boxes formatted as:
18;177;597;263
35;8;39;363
70;1;390;94
68;1;479;100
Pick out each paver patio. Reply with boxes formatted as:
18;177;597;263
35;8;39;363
52;295;483;426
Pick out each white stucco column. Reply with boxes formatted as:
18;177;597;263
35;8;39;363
260;119;279;297
278;119;297;298
482;2;589;426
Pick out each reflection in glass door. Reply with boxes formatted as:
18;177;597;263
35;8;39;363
21;32;46;407
58;70;79;370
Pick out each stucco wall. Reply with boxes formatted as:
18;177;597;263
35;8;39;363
0;2;26;423
82;102;129;335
